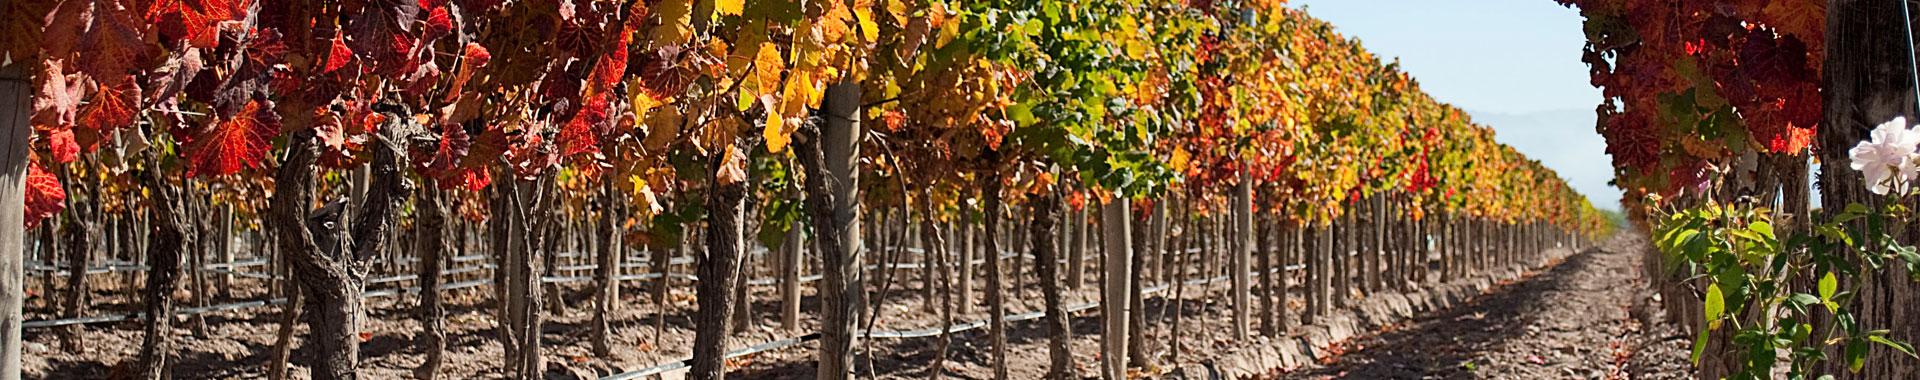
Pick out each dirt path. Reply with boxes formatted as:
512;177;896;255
1277;234;1690;380
21;235;1694;380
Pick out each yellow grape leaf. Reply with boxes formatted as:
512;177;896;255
630;179;664;220
1170;148;1191;172
643;105;682;153
695;113;740;156
762;95;789;153
716;145;748;186
649;0;694;48
628;78;664;118
727;19;769;79
936;19;957;49
715;0;742;16
885;0;909;24
785;70;822;109
705;39;732;79
854;7;879;43
781;91;811;136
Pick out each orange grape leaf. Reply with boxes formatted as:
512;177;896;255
24;160;65;230
693;111;739;156
1761;1;1823;42
881;110;905;132
753;41;784;95
182;99;280;178
761;95;789;153
814;3;852;43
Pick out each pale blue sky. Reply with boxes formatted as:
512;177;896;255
1291;0;1623;210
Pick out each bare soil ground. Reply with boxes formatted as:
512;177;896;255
20;234;1688;380
1272;234;1692;380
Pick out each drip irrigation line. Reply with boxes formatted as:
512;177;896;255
20;246;1315;329
596;263;1285;380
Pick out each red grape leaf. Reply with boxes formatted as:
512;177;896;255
346;0;421;74
442;43;491;102
182;99;281;178
588;34;630;96
559;94;610;156
1;0;55;63
77;2;151;81
556;18;606;59
463;123;508;168
80;76;142;131
505;127;556;179
314;110;347;151
155;0;239;50
633;45;696;102
45;127;79;164
325;29;354;73
440;167;491;192
424;6;454;38
30;60;84;129
419;123;471;173
24;160;65;230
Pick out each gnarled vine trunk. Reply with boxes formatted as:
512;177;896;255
414;183;449;379
270;101;418;380
1031;193;1072;380
131;148;190;380
981;168;1008;380
689;134;747;380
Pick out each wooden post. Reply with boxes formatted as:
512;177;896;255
0;62;32;380
958;202;974;315
805;79;865;380
1231;178;1251;341
1100;195;1132;380
780;186;803;331
218;203;233;299
1068;205;1086;290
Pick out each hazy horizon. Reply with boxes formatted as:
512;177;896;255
1291;0;1624;211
